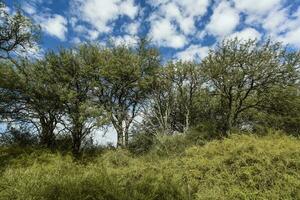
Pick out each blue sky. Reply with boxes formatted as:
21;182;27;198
5;0;300;61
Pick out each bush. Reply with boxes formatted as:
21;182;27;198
0;127;38;147
128;132;156;155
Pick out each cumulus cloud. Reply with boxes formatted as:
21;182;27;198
21;1;68;41
277;27;300;48
233;0;282;15
259;6;300;48
113;35;137;46
125;22;140;35
72;0;138;33
148;0;210;48
206;1;240;37
227;28;261;41
22;2;37;15
262;8;287;35
149;19;187;48
37;14;68;41
175;45;209;61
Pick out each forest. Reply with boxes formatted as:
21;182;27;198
0;1;300;199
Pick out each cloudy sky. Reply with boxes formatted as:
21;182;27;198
5;0;300;61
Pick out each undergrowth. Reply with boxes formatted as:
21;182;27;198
0;133;299;200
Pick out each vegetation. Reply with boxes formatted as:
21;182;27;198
0;2;300;199
1;133;300;200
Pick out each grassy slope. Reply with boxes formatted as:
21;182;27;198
0;134;300;200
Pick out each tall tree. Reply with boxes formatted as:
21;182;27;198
94;40;160;147
202;39;300;135
143;61;204;134
44;45;107;156
0;59;62;148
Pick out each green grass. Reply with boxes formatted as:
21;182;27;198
0;133;300;200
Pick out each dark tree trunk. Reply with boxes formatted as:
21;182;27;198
40;126;55;148
71;110;83;158
72;134;81;158
39;115;56;149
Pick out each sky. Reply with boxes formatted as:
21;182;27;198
5;0;300;62
4;0;300;145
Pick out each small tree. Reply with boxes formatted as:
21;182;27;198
202;39;300;135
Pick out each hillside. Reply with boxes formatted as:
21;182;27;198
1;133;299;200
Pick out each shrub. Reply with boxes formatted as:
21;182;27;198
128;132;156;155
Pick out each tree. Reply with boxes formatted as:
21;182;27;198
252;85;300;135
94;40;160;147
202;39;300;135
142;61;205;134
0;0;41;145
0;59;63;148
0;1;39;60
44;45;107;156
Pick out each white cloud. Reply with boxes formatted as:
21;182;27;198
175;0;210;17
277;27;300;48
73;25;100;41
233;0;284;29
72;0;138;33
38;14;68;41
22;2;37;15
71;37;81;44
262;8;287;35
148;0;210;48
126;22;140;35
259;6;300;48
233;0;282;14
150;0;210;17
149;0;210;35
175;45;209;61
149;19;187;48
113;35;137;46
119;0;138;19
206;1;240;37
87;30;100;41
228;28;261;41
21;1;68;41
148;0;170;7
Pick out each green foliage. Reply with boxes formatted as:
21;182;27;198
1;133;299;200
252;85;300;135
0;1;40;60
93;40;160;147
201;39;300;135
128;132;156;155
0;126;38;147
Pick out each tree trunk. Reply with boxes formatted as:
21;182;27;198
40;126;55;148
223;111;235;136
39;116;56;149
72;135;81;158
125;131;129;147
117;131;123;148
71;111;83;158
